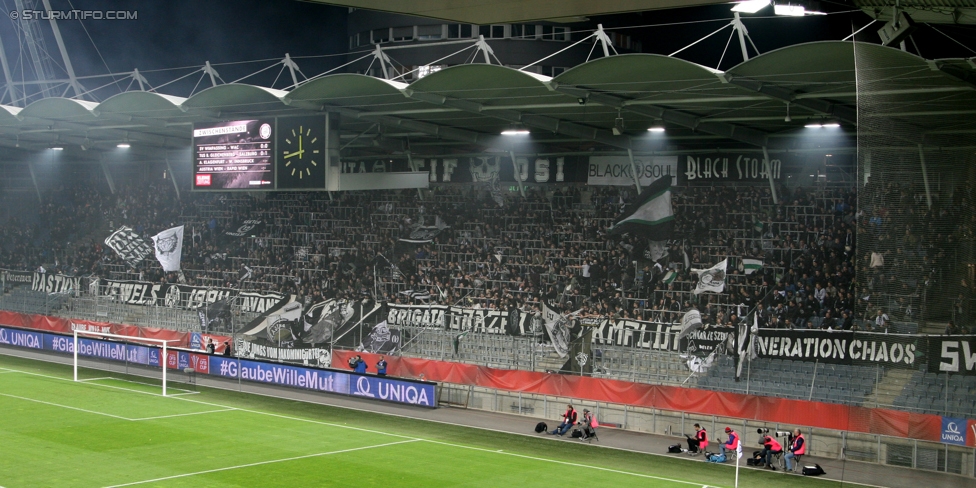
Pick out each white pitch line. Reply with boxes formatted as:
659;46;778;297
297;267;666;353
78;377;115;382
0;367;192;397
101;439;421;487
0;392;132;421
130;408;237;421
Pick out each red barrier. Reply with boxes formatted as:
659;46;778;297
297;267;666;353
332;350;944;442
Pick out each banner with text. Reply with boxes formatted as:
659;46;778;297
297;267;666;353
679;154;784;185
754;329;920;369
587;155;678;187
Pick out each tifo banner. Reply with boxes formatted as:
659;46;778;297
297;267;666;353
99;279;288;314
104;226;153;269
586;155;677;186
2;270;35;288
754;329;920;369
679;154;783;184
591;318;680;351
679;326;735;358
30;272;81;294
928;336;976;375
224;219;266;238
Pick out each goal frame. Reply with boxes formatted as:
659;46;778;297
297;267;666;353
72;330;179;396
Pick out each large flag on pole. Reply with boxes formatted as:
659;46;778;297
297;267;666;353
541;301;572;358
152;225;184;272
692;258;727;294
676;308;703;342
608;177;673;240
741;258;762;275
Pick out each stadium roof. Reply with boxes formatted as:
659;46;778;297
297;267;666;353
302;0;728;24
0;41;974;162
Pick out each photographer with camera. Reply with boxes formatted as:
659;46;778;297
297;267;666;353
720;427;739;459
758;430;783;470
785;428;806;472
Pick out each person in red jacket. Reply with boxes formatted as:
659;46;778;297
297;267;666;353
760;434;783;469
785;428;806;471
686;423;708;454
720;427;739;458
549;404;578;436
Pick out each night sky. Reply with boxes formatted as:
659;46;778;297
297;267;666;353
1;0;973;102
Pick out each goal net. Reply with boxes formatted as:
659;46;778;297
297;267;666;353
72;330;178;396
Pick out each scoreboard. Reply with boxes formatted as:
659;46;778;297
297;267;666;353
192;116;329;191
193;120;274;190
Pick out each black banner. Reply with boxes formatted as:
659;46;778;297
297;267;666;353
224;219;265;238
754;329;920;369
27;272;80;295
680;326;736;358
100;279;287;314
679;154;783;185
927;336;976;376
591;318;681;352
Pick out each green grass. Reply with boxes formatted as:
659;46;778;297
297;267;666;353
0;354;844;488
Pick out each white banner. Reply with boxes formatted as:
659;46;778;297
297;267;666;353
587;155;677;186
104;226;153;269
152;225;184;272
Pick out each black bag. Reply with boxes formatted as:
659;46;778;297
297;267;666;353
802;464;826;476
668;444;683;453
746;459;762;466
534;422;548;433
571;429;583;438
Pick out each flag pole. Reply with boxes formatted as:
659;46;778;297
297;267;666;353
735;449;741;488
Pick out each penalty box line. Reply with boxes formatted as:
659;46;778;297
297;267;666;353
101;439;421;487
1;367;193;397
0;391;236;422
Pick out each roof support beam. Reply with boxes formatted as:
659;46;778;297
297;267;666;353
722;74;858;124
549;82;770;148
401;88;631;150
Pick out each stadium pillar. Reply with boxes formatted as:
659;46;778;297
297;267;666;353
762;146;778;204
325;112;341;191
0;31;16;105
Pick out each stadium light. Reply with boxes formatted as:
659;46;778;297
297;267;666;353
647;126;666;133
774;4;805;16
117;143;131;148
822;122;841;128
501;129;530;136
51;147;64;151
731;0;770;14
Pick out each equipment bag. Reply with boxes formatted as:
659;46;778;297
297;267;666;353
668;444;683;453
802;464;826;476
571;429;583;438
534;422;548;433
707;453;727;463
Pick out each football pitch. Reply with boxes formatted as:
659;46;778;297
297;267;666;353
0;354;845;488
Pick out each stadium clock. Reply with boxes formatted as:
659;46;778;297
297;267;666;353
276;116;326;189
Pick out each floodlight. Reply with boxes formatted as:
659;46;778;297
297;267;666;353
774;4;805;16
731;0;770;13
804;123;823;128
822;122;840;128
51;147;64;150
501;129;530;136
117;143;131;148
613;115;625;136
647;126;666;133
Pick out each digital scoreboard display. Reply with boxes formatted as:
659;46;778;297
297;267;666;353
193;120;274;190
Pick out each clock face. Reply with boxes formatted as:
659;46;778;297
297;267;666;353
276;116;326;189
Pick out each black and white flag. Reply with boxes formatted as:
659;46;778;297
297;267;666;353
225;219;265;238
399;289;431;302
692;258;727;295
152;225;184;272
104;226;153;269
399;216;449;244
238;266;253;282
542;301;572;358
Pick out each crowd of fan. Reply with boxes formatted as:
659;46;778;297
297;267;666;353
2;174;969;333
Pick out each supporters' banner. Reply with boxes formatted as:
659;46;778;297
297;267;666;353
445;307;511;335
197;299;231;331
928;336;976;376
679;326;735;358
100;279;288;314
541;301;572;358
586;155;678;186
359;320;401;354
692;259;727;294
591;318;680;351
152;225;184;272
676;309;703;341
386;303;448;329
2;270;34;288
679;154;783;184
755;329;920;369
104;226;153;269
30;273;80;294
224;219;265;238
399;216;449;244
399;155;588;183
234;340;333;365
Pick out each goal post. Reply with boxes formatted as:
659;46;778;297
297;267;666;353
72;329;179;396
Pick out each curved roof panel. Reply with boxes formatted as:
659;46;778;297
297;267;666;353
181;84;287;111
408;64;554;102
286;73;411;109
0;105;22;126
95;91;186;117
18;98;99;121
